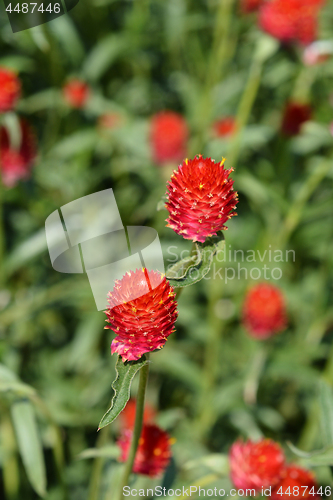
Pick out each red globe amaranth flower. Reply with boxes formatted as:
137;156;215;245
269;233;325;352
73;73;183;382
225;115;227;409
120;399;156;430
150;111;189;165
259;0;325;45
241;0;263;14
242;283;287;339
213;117;236;137
281;102;312;136
118;424;172;477
63;79;90;108
229;438;285;491
166;155;238;243
271;465;320;500
105;268;178;362
0;119;37;188
0;67;21;112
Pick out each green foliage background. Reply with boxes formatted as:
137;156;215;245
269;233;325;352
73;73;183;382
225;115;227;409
0;0;333;498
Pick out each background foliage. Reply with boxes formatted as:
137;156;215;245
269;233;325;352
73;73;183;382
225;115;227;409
1;0;333;498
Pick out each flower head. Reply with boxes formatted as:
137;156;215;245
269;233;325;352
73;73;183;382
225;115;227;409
259;0;325;45
120;399;156;430
150;111;188;165
63;79;90;108
213;117;236;137
281;102;312;136
105;268;178;362
0;119;37;188
229;438;285;491
271;465;320;499
166;155;238;243
117;423;172;477
242;283;287;339
0;67;21;112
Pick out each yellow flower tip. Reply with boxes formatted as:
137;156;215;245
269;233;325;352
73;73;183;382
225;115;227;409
220;157;226;166
169;437;177;445
199;183;204;189
185;158;189;165
153;448;162;456
139;438;144;445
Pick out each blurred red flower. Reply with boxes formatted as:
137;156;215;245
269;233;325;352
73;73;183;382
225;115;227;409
0;119;37;188
271;465;320;499
120;399;156;430
213;117;236;137
166;155;238;243
63;79;90;109
281;102;312;136
242;283;287;339
259;0;325;45
150;111;188;165
0;67;21;112
105;268;178;362
117;423;172;477
229;438;285;491
241;0;263;14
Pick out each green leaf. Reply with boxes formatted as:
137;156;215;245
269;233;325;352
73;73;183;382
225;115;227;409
77;445;120;460
287;442;333;467
11;401;47;497
98;355;148;430
83;35;132;82
166;232;225;288
184;454;229;475
319;380;333;446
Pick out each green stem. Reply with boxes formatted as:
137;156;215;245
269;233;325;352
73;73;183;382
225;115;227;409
116;356;150;500
0;179;4;289
88;427;109;500
195;277;223;439
228;56;263;167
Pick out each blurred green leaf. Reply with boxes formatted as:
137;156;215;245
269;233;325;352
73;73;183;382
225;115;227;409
11;401;47;497
83;35;132;82
319;380;333;447
98;355;148;429
288;442;333;467
167;232;225;288
77;445;120;460
184;454;229;476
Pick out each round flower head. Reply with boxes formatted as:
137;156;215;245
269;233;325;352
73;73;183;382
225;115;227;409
117;423;172;477
150;111;188;166
271;465;320;499
62;79;90;108
229;438;285;491
281;102;312;136
120;399;156;430
213;117;236;137
242;283;287;339
0;67;21;112
105;268;178;362
259;0;325;45
166;155;238;243
0;119;36;188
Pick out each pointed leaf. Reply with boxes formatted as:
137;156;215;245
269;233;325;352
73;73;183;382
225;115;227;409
98;355;148;429
287;442;333;467
11;401;46;497
166;232;225;288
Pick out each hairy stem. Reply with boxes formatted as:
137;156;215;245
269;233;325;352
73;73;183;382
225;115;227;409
116;356;150;500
